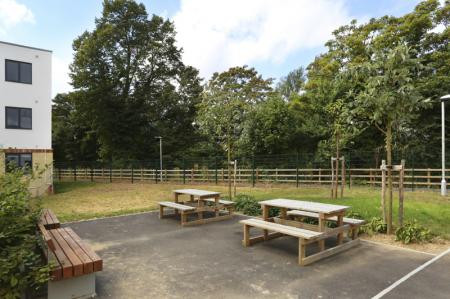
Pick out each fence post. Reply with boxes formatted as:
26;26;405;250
73;162;77;182
411;158;415;191
215;157;218;185
296;153;299;188
155;167;158;184
90;164;94;182
427;168;431;189
58;167;62;182
252;156;255;187
131;165;134;184
183;159;186;184
109;163;112;183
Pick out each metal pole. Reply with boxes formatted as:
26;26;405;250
442;99;447;196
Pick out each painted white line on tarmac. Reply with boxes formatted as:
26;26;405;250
372;247;450;299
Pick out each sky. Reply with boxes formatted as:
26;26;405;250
0;0;431;97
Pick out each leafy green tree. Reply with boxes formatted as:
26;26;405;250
348;43;429;233
68;0;202;161
196;66;273;198
276;67;306;100
0;169;50;298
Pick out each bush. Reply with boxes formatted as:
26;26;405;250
233;194;261;216
0;168;50;298
395;221;432;244
362;217;387;234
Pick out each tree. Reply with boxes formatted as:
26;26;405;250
196;66;273;198
277;67;306;100
68;0;202;161
348;43;429;233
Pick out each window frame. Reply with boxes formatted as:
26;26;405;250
5;106;32;130
5;59;32;84
5;153;33;173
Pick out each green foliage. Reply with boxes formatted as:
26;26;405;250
233;194;261;216
362;217;387;235
55;0;203;161
395;221;433;244
0;169;50;298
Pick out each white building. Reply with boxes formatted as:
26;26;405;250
0;41;53;196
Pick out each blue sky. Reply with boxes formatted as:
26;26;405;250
0;0;425;96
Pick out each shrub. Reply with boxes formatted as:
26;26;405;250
0;168;50;298
395;221;432;244
362;217;387;234
233;194;261;216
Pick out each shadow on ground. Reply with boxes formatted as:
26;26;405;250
66;213;446;299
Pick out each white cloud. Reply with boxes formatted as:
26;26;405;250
52;56;72;97
0;0;34;34
173;0;354;79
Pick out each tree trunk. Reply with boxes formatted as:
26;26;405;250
386;123;393;234
227;136;232;200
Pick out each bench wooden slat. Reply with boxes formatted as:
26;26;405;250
40;208;60;229
38;223;56;251
65;228;103;272
159;201;196;211
48;230;75;279
51;229;84;277
58;228;94;274
287;210;366;225
47;250;63;280
202;198;235;205
240;218;322;239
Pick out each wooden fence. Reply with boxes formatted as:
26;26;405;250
53;167;449;189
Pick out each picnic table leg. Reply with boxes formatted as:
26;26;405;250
299;238;306;266
181;212;187;226
174;193;179;217
159;205;164;219
263;205;269;241
280;208;287;220
198;197;203;220
243;224;250;247
318;213;326;251
337;213;344;244
190;195;194;202
214;195;220;217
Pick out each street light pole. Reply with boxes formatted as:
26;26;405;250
155;136;163;182
440;95;450;196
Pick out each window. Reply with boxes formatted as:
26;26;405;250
5;107;32;129
5;59;32;84
5;153;32;173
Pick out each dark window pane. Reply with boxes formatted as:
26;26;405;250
19;63;32;84
20;154;32;169
6;107;19;128
5;60;19;82
6;154;19;171
20;108;32;129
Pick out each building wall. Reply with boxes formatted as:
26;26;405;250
0;41;53;196
0;41;52;149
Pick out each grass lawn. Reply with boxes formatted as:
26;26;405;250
42;181;450;239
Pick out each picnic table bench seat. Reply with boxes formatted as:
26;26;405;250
201;198;235;206
240;218;359;266
287;210;366;239
40;208;60;229
38;223;102;299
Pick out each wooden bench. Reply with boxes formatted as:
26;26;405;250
40;208;60;229
38;224;102;299
287;210;366;239
201;198;235;214
159;201;196;226
240;218;359;266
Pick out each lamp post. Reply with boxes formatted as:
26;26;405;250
155;136;163;182
440;95;450;196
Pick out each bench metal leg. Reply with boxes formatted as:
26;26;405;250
48;273;96;299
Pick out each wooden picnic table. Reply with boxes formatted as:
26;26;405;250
159;189;234;226
259;199;350;250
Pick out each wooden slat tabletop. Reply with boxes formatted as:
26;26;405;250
173;189;220;197
259;199;349;214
